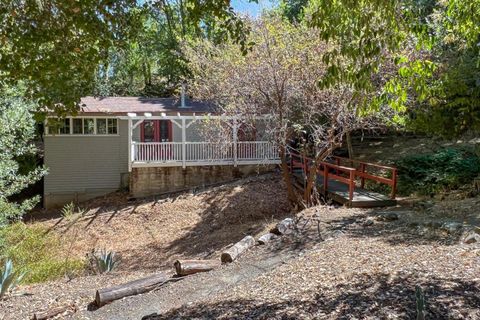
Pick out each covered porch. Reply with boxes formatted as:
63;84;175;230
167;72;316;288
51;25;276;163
123;113;281;171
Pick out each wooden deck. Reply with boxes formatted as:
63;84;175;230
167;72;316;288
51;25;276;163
293;171;396;208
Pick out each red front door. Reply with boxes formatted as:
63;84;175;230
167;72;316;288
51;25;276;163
141;120;172;142
140;120;173;161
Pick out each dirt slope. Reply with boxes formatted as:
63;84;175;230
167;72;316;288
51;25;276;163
73;205;479;320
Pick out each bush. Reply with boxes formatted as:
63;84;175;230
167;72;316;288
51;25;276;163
396;147;480;196
0;223;85;284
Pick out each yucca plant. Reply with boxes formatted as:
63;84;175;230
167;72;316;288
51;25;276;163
93;249;119;274
61;202;75;219
415;285;426;320
0;259;25;299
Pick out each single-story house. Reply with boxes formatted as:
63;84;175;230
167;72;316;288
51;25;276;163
43;95;280;208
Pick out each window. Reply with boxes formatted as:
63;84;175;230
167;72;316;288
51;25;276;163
49;117;118;135
73;118;83;134
83;118;95;134
58;119;70;134
108;119;117;134
97;119;107;134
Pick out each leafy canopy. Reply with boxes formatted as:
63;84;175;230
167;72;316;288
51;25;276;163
0;86;46;227
0;0;250;115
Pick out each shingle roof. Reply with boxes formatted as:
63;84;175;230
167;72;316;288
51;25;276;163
79;96;216;115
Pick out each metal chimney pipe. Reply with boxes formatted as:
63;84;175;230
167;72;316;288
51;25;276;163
180;82;186;108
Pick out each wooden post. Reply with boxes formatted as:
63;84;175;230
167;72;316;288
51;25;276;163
348;170;355;206
391;168;397;199
181;118;186;169
360;163;366;188
323;164;329;195
128;119;133;172
232;119;238;167
303;155;308;176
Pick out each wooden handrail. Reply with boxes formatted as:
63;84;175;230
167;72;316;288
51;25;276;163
330;156;397;171
287;150;398;200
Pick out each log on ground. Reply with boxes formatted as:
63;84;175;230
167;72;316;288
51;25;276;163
33;304;76;320
270;218;294;235
257;233;277;245
95;273;172;306
174;259;221;276
221;235;255;263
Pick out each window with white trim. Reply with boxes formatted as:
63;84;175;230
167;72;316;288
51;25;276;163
47;117;119;135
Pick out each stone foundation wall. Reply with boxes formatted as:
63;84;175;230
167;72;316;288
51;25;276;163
130;165;275;198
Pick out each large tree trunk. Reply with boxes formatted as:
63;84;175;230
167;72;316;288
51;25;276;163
174;260;220;276
221;236;255;263
95;273;171;306
346;131;354;160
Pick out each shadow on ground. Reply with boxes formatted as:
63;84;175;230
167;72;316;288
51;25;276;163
322;208;469;246
142;273;480;319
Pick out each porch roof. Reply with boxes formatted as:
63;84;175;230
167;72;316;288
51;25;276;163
78;96;216;115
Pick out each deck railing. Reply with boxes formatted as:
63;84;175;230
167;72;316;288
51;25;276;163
132;141;279;167
288;150;398;203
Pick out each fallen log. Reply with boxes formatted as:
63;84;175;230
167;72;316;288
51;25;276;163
174;259;220;276
33;304;76;320
257;233;277;245
95;273;174;306
221;235;255;263
270;218;294;235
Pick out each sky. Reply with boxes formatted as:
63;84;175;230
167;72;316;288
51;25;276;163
231;0;276;17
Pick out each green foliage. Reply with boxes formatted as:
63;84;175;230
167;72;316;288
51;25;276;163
279;0;309;22
0;86;46;227
61;202;76;220
396;147;480;195
92;249;119;274
0;223;85;284
0;259;25;299
1;0;250;112
415;285;426;320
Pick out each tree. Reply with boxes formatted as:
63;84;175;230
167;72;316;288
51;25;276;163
185;16;392;204
0;0;250;115
0;86;46;227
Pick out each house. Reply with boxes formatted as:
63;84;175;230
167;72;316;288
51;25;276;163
43;95;280;208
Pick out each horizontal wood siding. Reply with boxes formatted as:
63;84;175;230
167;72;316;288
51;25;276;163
44;120;129;195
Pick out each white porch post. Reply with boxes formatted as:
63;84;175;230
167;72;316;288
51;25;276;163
232;119;238;167
128;118;133;172
181;118;186;169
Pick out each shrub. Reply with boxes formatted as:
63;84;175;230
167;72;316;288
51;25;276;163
0;223;85;284
396;147;480;196
88;249;119;274
0;259;25;299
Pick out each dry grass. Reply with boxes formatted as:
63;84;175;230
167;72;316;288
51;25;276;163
34;174;291;272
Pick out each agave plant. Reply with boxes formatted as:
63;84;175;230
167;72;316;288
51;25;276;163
93;249;119;274
415;285;426;320
0;259;25;299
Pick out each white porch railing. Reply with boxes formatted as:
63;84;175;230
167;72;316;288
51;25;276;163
132;141;279;167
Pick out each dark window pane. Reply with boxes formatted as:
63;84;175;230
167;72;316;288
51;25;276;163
84;118;94;134
97;119;107;134
73;118;83;134
160;120;169;141
108;119;117;134
143;121;155;142
59;118;70;134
